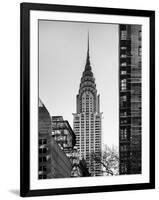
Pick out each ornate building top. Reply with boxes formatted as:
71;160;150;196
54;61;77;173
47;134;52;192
79;34;96;94
76;33;100;114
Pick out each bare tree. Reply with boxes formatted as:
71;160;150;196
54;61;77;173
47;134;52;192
90;145;119;176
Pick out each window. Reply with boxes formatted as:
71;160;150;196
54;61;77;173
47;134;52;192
121;54;127;58
39;166;47;172
121;62;127;67
39;139;47;145
121;46;127;50
121;111;127;117
121;145;127;151
121;119;127;124
121;30;127;40
138;30;142;41
124;129;127;139
39;175;43;179
39;156;47;163
121;79;127;91
121;128;127;140
121;95;127;101
39;147;48;154
138;46;142;56
121;163;127;173
39;175;47;179
121;70;127;75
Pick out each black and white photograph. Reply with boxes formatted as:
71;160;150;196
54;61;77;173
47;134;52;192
20;3;155;197
38;21;142;179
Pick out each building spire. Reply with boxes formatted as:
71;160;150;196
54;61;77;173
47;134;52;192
85;31;91;69
87;31;89;57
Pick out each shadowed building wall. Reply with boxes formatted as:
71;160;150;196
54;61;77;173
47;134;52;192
38;99;72;179
119;25;142;175
49;138;72;178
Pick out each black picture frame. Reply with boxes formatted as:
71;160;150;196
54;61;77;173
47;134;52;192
20;2;155;197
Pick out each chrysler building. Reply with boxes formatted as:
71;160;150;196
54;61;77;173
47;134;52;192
73;34;102;176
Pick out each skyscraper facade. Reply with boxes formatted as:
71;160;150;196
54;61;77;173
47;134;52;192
119;25;142;174
73;36;102;176
38;99;72;179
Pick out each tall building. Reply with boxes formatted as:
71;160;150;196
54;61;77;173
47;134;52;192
38;99;72;179
51;116;90;177
119;25;142;174
38;99;53;179
73;35;102;176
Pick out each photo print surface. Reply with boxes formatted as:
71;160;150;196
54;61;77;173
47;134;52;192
38;20;142;179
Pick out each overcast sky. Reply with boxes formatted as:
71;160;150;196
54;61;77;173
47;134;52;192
39;20;119;148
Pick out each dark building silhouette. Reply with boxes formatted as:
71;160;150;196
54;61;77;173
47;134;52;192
73;34;102;176
38;99;72;179
38;99;53;179
119;25;142;174
50;138;72;178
